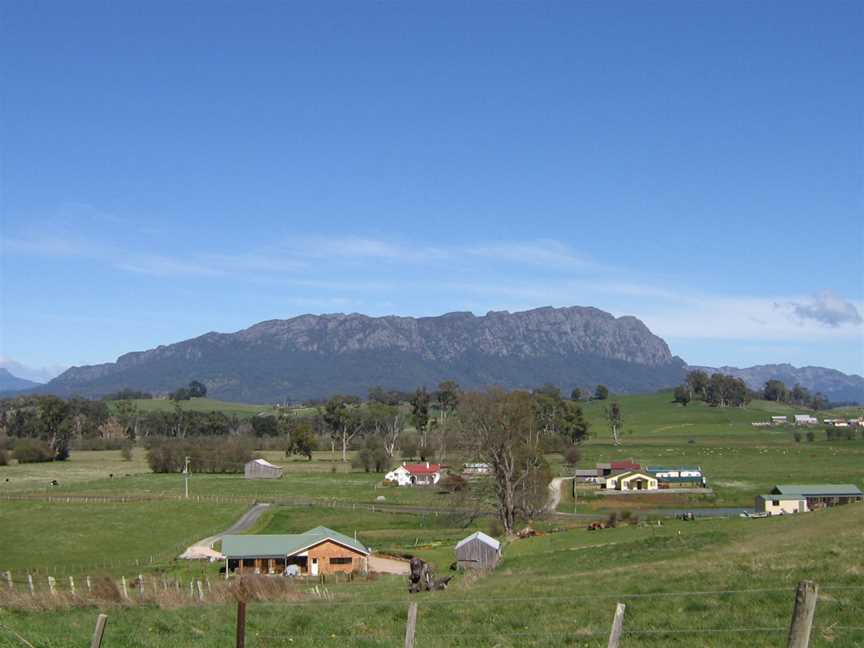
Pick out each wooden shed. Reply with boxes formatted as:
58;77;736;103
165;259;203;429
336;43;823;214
455;531;501;570
244;458;284;480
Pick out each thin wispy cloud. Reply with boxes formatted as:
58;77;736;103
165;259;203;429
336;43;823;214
780;290;863;328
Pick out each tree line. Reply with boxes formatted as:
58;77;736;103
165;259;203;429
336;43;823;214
673;370;751;408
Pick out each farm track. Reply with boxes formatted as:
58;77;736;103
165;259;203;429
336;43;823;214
180;502;272;559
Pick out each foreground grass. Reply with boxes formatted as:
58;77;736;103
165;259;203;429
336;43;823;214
0;499;247;576
1;504;862;647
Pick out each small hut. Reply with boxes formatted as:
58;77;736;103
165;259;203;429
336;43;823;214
455;531;501;570
244;458;284;480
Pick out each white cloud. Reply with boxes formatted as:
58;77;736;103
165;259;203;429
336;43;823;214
780;290;863;328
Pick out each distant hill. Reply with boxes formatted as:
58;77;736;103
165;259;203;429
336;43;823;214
35;306;687;403
691;363;864;405
0;368;41;392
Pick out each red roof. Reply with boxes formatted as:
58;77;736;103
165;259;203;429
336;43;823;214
402;463;443;475
610;460;641;471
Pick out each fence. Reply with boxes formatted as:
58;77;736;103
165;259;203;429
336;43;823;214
1;578;861;647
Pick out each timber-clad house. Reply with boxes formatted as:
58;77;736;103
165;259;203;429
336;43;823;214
222;526;369;576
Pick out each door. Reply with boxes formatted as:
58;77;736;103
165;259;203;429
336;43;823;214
310;558;319;576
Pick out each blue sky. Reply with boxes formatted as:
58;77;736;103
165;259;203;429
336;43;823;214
1;1;862;380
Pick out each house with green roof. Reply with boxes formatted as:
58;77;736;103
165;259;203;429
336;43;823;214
222;526;370;576
755;484;863;516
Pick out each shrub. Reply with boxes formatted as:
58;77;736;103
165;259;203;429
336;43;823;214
439;474;468;493
147;438;253;473
120;444;133;461
564;446;582;466
806;431;815;443
793;432;802;443
13;439;54;464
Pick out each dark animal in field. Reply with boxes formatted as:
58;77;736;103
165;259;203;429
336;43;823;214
50;479;59;486
431;576;452;591
408;557;434;593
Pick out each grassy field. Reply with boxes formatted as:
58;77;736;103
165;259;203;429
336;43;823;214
0;391;862;646
0;504;861;646
106;397;278;418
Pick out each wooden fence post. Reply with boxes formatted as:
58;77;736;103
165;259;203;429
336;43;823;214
87;576;92;593
787;580;819;648
235;600;247;648
404;601;418;648
27;574;34;595
121;576;129;600
196;580;205;601
138;574;145;599
607;602;626;648
69;576;76;595
5;571;12;590
47;576;56;595
90;613;108;648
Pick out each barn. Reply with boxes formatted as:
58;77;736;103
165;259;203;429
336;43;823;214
455;531;501;570
223;526;370;576
244;458;284;480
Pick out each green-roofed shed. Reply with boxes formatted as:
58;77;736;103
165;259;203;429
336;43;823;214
222;526;369;577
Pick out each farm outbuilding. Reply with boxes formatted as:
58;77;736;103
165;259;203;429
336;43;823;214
244;458;284;480
455;531;501;570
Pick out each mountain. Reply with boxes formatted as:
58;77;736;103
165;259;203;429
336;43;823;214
0;368;42;392
690;363;864;405
37;306;687;403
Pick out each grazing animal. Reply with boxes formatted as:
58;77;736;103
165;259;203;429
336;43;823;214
50;479;59;487
408;557;434;593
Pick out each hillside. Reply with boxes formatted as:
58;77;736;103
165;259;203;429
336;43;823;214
38;306;687;403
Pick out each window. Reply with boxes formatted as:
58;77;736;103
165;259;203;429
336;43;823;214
330;557;352;565
772;500;780;506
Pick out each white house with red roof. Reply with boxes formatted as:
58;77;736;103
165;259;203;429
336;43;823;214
384;462;445;486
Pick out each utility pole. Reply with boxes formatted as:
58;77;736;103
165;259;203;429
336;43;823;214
184;456;191;499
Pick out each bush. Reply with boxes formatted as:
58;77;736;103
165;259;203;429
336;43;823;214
564;446;582;466
793;432;802;443
120;444;133;461
439;474;468;493
13;439;55;464
147;438;253;473
806;431;815;443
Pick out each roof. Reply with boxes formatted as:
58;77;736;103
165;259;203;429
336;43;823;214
247;458;282;469
658;476;705;483
455;531;501;551
608;470;655;481
401;463;443;475
610;460;641;470
572;469;599;477
772;484;864;497
646;466;702;473
222;526;369;559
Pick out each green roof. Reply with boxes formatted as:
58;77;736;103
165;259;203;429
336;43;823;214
222;526;369;559
772;484;864;497
757;494;806;501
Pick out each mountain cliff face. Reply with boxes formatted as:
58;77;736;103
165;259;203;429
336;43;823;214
43;306;686;403
692;363;864;405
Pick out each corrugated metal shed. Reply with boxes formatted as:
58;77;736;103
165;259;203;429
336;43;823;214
244;458;284;480
455;532;501;570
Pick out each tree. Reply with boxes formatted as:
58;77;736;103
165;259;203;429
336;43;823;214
605;401;623;446
458;389;545;535
559;400;590;445
763;380;788;403
570;387;583;402
115;400;140;442
594;385;609;400
321;395;365;462
673;385;691;406
286;419;317;460
35;396;71;461
251;414;278;437
365;402;405;458
410;388;431;460
188;380;207;398
811;393;830;411
685;370;709;400
435;380;461;421
170;388;192;401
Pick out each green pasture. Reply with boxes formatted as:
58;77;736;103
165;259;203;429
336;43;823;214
1;503;862;647
106;397;278;418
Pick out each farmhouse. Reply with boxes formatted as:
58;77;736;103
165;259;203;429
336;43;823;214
596;459;641;477
222;526;369;576
647;466;707;488
244;458;284;480
755;493;807;516
794;415;819;426
771;416;788;425
455;531;501;570
462;462;492;476
769;484;863;510
603;470;659;491
384;462;444;486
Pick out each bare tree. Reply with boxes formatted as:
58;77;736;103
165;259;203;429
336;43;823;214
458;389;542;535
